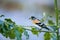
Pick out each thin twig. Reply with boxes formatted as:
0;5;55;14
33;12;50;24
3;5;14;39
23;28;57;33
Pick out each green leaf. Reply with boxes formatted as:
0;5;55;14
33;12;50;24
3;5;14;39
15;30;22;40
24;30;29;40
51;33;57;40
1;22;7;33
58;15;60;20
44;32;51;40
59;36;60;40
5;18;15;24
3;23;9;31
17;27;24;33
9;29;15;39
0;15;5;17
2;22;12;31
48;20;55;26
0;28;4;34
31;28;39;35
50;26;56;31
3;31;9;38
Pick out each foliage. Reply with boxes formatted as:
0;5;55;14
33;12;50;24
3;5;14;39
44;32;51;40
9;29;15;39
24;30;29;40
48;20;56;31
0;18;29;40
51;33;57;40
31;28;39;35
48;20;55;26
15;30;22;40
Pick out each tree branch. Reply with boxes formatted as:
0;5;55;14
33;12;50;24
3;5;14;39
23;27;57;33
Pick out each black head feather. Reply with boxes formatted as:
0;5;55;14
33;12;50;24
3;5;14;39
30;16;36;20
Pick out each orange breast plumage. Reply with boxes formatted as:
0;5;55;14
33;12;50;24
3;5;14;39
32;19;40;24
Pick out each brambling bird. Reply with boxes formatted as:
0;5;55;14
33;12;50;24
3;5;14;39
29;16;50;30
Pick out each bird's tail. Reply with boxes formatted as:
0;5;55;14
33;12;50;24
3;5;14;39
44;27;50;30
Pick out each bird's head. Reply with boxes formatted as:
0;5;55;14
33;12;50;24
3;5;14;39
29;16;36;20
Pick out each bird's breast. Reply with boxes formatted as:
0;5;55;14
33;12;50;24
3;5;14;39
32;19;40;24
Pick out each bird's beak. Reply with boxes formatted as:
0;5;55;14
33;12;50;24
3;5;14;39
29;18;31;19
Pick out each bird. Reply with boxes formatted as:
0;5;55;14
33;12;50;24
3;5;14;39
29;16;50;30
